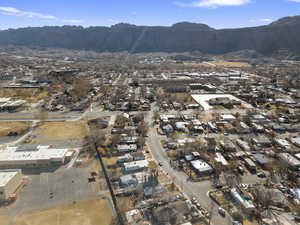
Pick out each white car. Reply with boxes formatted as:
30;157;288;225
218;207;226;217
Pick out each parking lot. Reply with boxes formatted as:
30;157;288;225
0;167;99;216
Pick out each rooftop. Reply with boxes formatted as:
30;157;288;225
0;145;69;163
191;94;252;111
0;170;20;187
191;160;212;172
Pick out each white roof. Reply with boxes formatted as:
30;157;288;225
0;170;20;187
0;145;69;164
117;144;137;151
279;153;300;167
215;153;229;166
294;153;300;160
0;97;11;103
292;137;300;146
191;160;212;172
275;139;290;147
123;160;149;170
221;114;236;120
231;188;255;209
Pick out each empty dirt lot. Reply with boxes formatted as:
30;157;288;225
0;122;31;137
30;121;88;144
0;198;113;225
212;61;251;68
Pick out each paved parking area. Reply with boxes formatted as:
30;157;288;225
0;167;98;216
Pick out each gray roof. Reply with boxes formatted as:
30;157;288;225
253;153;271;165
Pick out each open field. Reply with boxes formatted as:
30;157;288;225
0;122;31;137
32;121;87;142
171;93;197;104
183;62;215;67
0;89;48;103
212;61;251;68
0;198;113;225
103;157;118;166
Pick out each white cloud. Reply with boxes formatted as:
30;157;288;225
249;18;273;23
174;0;251;8
288;0;300;2
62;19;84;24
260;18;272;22
0;6;56;19
107;19;119;23
0;6;84;25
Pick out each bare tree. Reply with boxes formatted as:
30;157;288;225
114;115;127;128
252;186;273;210
137;136;146;148
137;121;149;137
224;171;241;188
110;134;121;150
152;111;160;123
132;113;144;124
207;201;216;225
71;78;91;100
231;211;244;223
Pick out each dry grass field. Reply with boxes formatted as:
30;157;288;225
0;89;48;103
212;61;251;68
31;121;88;143
0;122;31;137
0;198;113;225
183;62;215;67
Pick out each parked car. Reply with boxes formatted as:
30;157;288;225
237;166;244;175
218;207;226;217
257;172;267;178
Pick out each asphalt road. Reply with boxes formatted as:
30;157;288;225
145;108;232;225
145;107;265;225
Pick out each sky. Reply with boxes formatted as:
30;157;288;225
0;0;299;29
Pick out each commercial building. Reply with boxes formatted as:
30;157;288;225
0;169;22;201
0;98;26;112
0;145;70;168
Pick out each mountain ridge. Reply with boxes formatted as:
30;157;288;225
0;16;299;55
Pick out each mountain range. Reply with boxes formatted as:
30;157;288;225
0;16;300;55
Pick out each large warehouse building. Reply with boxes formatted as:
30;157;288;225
0;169;22;201
0;145;71;168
